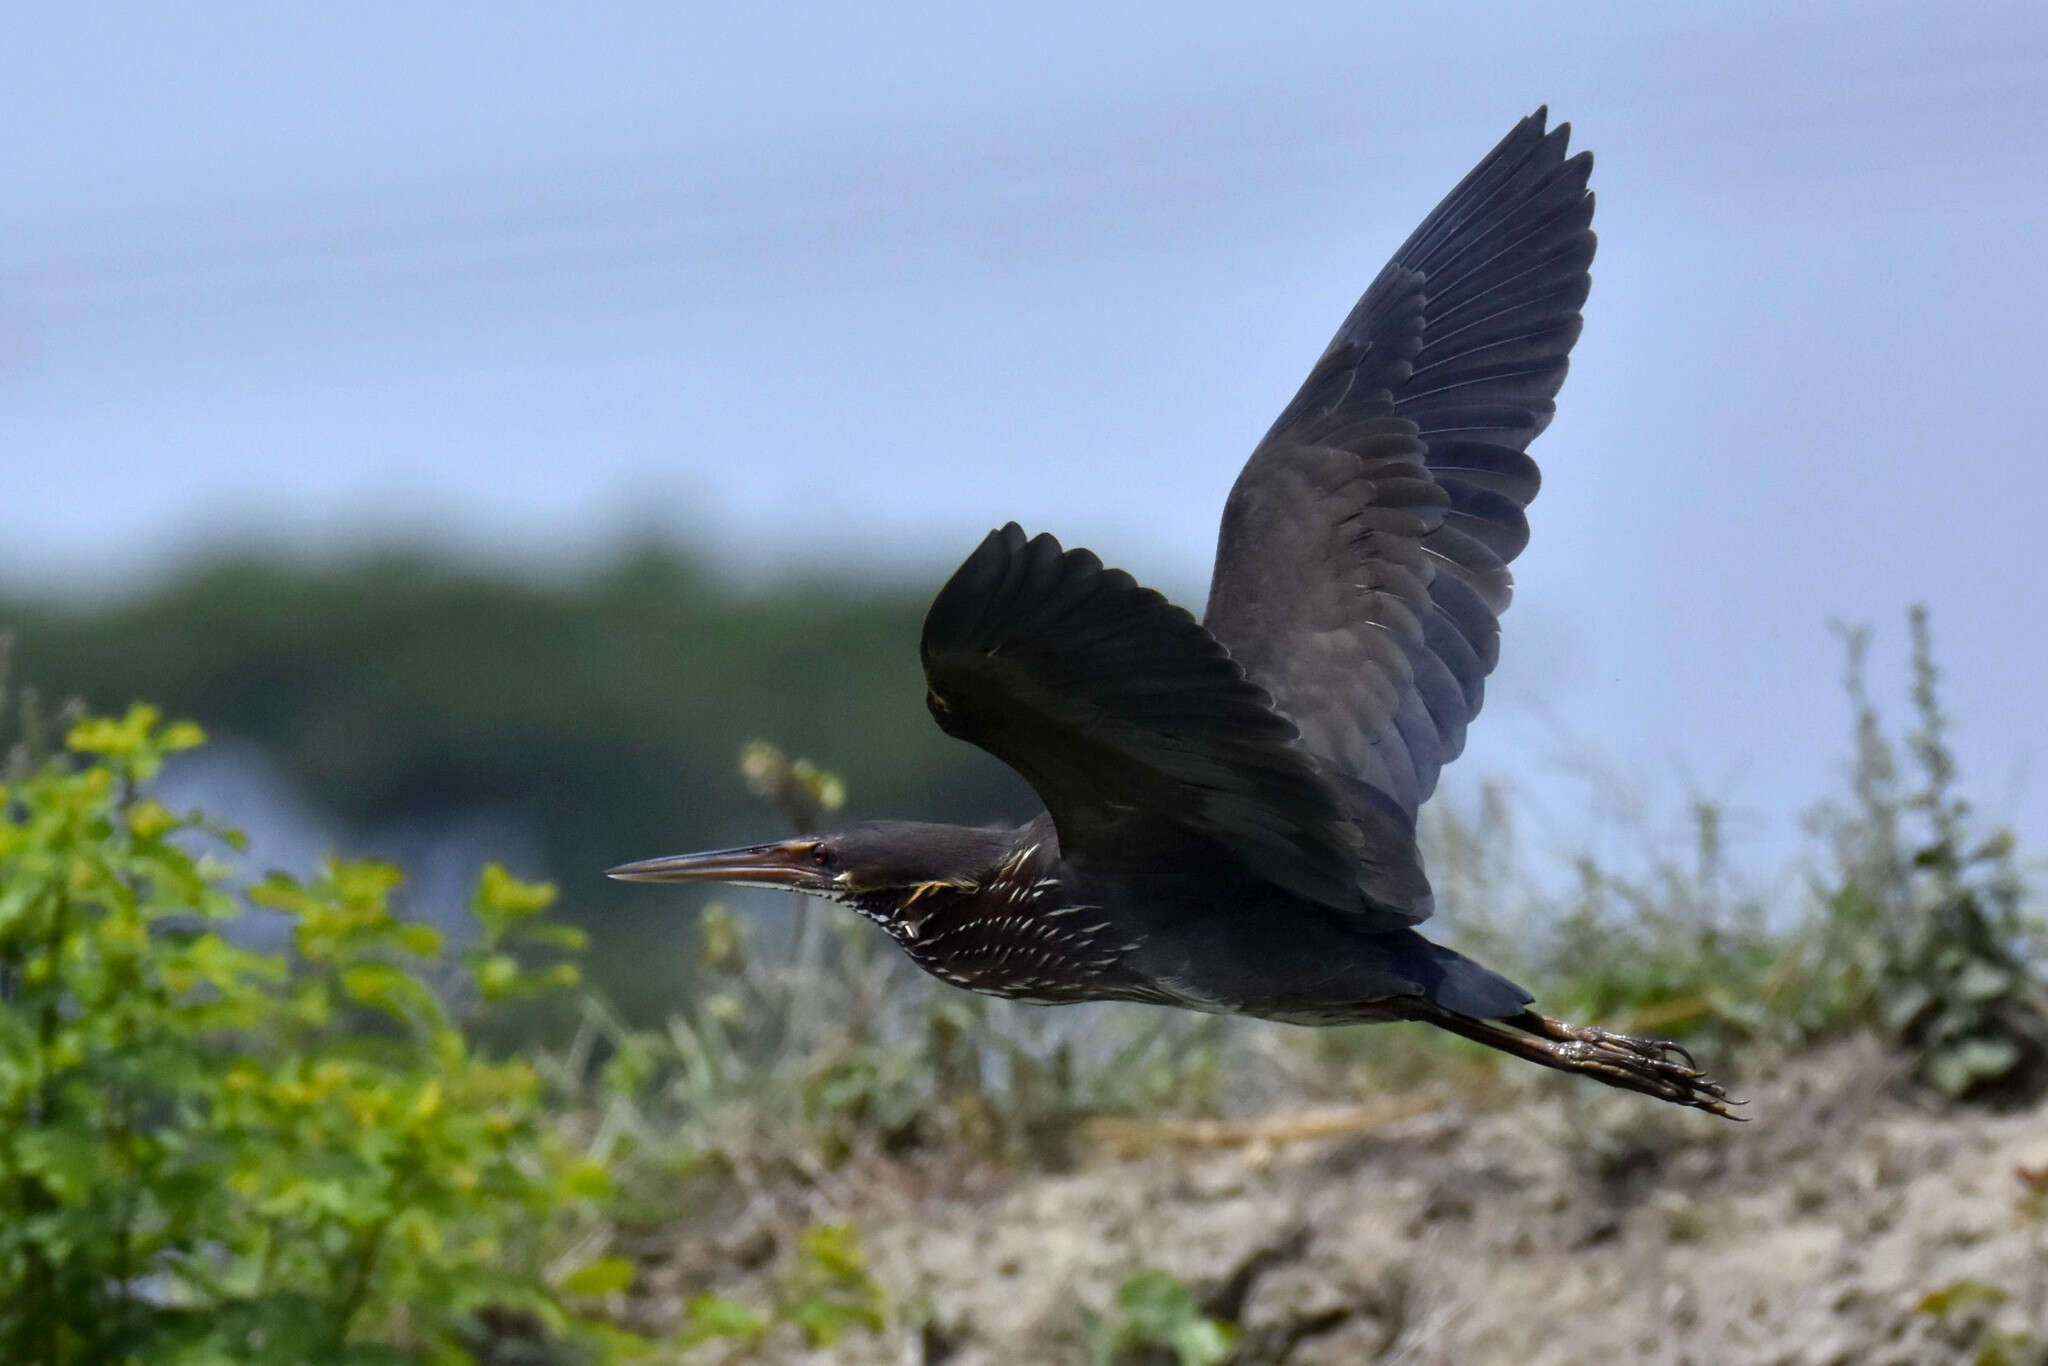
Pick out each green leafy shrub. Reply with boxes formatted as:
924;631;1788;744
1801;609;2048;1099
674;1223;887;1357
1533;805;1782;1058
1082;1270;1234;1366
1456;607;2044;1100
0;705;639;1364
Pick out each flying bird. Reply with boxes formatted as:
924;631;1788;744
612;110;1732;1115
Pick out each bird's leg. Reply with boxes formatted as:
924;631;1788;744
1408;1004;1740;1119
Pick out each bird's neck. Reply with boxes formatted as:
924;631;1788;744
843;824;1140;1005
846;823;1059;930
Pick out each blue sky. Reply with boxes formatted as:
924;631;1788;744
6;1;2048;882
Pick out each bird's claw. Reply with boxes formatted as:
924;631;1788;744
1561;1023;1700;1073
1531;1017;1738;1118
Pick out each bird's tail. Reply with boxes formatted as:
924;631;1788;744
1405;938;1533;1020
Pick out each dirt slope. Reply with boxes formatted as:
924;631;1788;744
651;1037;2048;1364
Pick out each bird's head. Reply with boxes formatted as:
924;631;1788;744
606;819;1015;904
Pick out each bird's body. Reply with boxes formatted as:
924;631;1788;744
613;109;1735;1115
835;814;1524;1026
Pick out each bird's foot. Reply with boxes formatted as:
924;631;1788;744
1405;1004;1743;1117
1514;1012;1739;1118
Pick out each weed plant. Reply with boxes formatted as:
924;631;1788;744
3;600;2043;1363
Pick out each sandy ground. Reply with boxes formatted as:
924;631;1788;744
643;1037;2048;1364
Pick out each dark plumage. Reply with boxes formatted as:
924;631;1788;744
612;110;1733;1116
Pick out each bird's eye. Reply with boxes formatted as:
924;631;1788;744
811;843;835;868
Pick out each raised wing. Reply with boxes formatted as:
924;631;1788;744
1204;109;1595;886
922;524;1429;915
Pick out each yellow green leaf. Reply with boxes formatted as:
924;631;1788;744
1916;1280;2009;1317
410;1079;445;1123
563;1160;612;1199
66;704;159;757
159;720;207;751
681;1295;767;1346
478;955;520;999
800;1224;869;1280
398;923;443;956
126;800;178;839
475;863;556;921
563;1255;636;1297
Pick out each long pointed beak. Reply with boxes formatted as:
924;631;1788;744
606;840;824;888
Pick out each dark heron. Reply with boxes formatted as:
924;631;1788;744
612;110;1733;1116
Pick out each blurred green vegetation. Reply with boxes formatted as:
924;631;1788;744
1542;608;2048;1100
1083;1271;1234;1366
1;548;1034;1021
0;705;630;1363
0;699;920;1364
1275;607;2048;1108
3;556;2047;1362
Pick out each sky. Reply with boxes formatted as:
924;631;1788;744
6;1;2048;887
